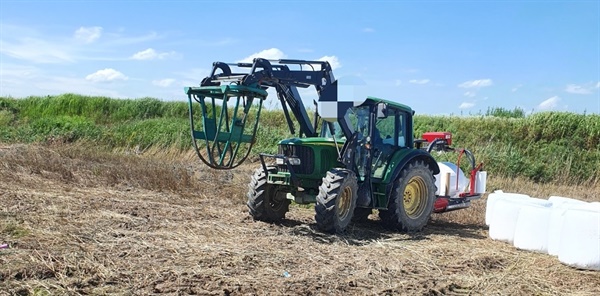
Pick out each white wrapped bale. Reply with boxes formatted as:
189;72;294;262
557;203;600;270
485;191;530;226
547;198;589;256
548;196;588;206
434;162;469;198
489;197;551;243
513;203;553;253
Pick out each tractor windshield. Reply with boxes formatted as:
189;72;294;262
320;106;370;140
347;106;370;137
376;108;406;148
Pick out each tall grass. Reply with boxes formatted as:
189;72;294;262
1;94;598;184
414;113;600;183
11;93;191;123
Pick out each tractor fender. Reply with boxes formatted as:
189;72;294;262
382;149;440;204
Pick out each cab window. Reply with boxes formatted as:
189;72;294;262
374;109;406;147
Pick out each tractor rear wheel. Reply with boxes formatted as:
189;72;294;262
247;166;290;222
379;160;436;232
315;168;358;233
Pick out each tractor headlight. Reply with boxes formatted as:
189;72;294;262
276;157;301;165
288;157;301;166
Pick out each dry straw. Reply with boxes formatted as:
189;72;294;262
1;144;599;295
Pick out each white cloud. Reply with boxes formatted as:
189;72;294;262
565;84;591;94
362;27;375;33
74;26;102;43
176;68;210;87
459;102;475;109
238;48;287;63
0;37;75;63
464;91;476;97
130;48;177;60
0;67;127;98
36;76;126;97
458;79;493;88
409;79;430;85
565;82;599;95
0;64;43;95
403;68;420;73
131;49;156;60
103;31;161;46
0;63;41;79
512;84;523;92
395;80;402;86
537;96;560;111
317;55;341;70
1;24;166;63
85;68;128;82
153;78;175;87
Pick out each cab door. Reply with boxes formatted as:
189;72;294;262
371;107;408;180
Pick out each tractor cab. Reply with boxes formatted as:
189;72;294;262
329;97;416;181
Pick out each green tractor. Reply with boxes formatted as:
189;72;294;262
185;58;486;233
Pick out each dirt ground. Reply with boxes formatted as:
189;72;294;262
1;144;599;295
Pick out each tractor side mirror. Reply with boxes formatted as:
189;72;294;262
376;103;388;119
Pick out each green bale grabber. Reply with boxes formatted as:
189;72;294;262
185;84;268;169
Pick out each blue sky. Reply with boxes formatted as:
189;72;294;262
1;0;599;115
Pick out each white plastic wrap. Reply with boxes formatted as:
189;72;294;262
548;196;588;206
513;203;552;253
489;197;551;243
434;162;469;198
475;171;487;194
557;203;600;270
485;191;530;226
547;198;589;256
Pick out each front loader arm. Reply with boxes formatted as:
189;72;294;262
186;58;353;169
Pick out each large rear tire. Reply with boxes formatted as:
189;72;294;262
379;160;436;232
247;166;290;222
315;169;358;233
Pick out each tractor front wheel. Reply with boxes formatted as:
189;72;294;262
315;168;358;233
379;160;436;232
247;166;290;222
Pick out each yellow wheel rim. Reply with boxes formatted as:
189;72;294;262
337;186;353;220
403;176;427;218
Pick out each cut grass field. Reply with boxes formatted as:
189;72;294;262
1;143;599;295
